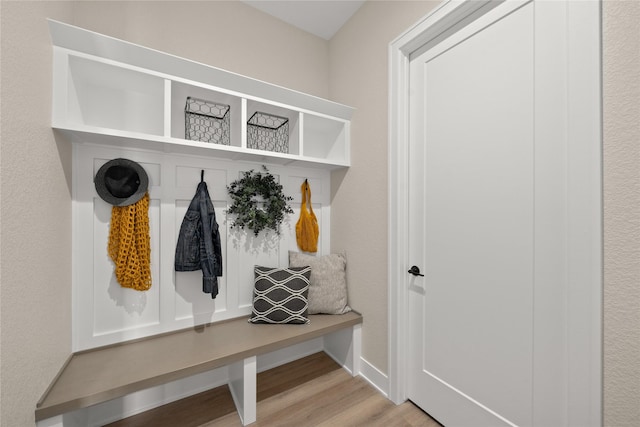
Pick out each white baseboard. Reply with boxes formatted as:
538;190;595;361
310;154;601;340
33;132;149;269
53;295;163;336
322;346;390;400
358;357;389;397
324;346;353;375
323;327;356;374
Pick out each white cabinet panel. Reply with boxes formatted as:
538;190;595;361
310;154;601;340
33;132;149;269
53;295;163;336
56;19;343;351
51;20;352;170
74;145;331;351
92;198;162;336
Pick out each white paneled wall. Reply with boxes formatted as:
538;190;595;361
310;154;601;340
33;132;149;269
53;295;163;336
73;144;330;351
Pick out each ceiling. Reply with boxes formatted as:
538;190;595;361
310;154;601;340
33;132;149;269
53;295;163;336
242;1;366;40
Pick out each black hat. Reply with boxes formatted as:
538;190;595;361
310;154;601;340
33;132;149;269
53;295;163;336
94;158;149;206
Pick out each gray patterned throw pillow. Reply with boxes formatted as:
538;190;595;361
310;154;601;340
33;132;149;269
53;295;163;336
289;251;351;315
249;266;311;324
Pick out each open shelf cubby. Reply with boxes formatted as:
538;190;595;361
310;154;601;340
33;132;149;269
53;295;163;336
66;55;165;136
50;20;353;170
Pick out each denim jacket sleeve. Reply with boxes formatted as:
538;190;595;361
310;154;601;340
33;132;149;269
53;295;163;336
198;182;222;298
175;192;202;272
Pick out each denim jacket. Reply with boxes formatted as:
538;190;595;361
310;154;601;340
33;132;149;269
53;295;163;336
175;179;223;298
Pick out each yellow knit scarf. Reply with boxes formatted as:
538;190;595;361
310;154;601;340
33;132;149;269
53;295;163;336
108;193;152;291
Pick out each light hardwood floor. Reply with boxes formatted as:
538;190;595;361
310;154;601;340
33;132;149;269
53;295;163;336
107;352;441;427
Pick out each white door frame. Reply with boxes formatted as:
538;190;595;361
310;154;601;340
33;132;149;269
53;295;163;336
388;0;602;424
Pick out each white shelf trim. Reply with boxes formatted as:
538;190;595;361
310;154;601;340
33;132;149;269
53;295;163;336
49;20;352;170
48;19;354;120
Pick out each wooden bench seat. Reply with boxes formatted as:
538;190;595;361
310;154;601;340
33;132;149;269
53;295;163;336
36;312;363;426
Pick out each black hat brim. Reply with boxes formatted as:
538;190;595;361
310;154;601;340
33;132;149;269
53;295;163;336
94;158;149;206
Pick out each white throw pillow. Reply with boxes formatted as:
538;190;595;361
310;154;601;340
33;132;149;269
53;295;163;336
289;251;351;315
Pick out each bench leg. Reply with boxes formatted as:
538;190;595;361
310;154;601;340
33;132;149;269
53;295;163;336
36;415;64;427
352;323;362;376
228;356;257;426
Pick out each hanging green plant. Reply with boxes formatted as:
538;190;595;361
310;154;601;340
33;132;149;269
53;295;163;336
227;166;293;236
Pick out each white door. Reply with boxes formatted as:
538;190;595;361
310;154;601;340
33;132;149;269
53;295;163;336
405;1;601;426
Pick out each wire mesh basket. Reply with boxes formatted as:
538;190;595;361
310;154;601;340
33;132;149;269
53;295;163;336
185;97;230;144
247;111;289;153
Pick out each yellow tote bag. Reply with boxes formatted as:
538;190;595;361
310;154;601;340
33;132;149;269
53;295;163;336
296;179;319;253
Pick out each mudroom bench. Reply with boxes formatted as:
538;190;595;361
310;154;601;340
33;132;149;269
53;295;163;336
35;312;363;427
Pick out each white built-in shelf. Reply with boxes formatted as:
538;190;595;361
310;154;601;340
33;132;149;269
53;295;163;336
49;20;353;170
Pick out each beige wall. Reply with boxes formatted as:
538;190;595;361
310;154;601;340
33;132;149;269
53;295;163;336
603;1;640;426
70;1;330;99
329;0;439;374
1;2;74;427
0;2;328;425
1;1;638;426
